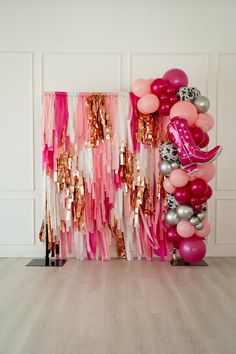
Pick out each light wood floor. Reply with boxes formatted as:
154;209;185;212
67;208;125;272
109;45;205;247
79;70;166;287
0;258;236;354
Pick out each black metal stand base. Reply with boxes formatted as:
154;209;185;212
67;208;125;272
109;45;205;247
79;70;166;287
170;258;208;266
26;258;67;267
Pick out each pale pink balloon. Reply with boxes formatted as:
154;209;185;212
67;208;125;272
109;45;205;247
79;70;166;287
163;178;176;194
148;78;154;85
137;94;160;114
195;219;211;238
170;101;198;126
195;113;214;132
170;169;189;187
132;79;151;98
177;220;195;238
190;163;216;182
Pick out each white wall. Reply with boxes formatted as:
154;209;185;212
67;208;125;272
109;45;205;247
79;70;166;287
0;0;235;257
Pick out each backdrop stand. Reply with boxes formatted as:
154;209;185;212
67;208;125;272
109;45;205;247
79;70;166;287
170;248;208;266
26;224;67;267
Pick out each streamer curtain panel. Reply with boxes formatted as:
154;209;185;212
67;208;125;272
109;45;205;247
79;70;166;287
40;91;171;261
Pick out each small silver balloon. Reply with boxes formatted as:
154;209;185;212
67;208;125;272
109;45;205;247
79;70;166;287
195;222;204;230
177;205;194;220
165;210;179;225
194;95;210;113
171;161;180;170
189;216;200;226
197;212;206;222
160;160;172;176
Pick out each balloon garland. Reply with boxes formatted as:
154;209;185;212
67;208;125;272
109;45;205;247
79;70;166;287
132;68;222;263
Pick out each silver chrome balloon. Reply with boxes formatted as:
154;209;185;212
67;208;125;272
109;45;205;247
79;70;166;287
177;205;194;220
197;212;206;222
194;95;210;113
165;210;179;225
160;160;172;176
195;222;204;230
189;216;200;226
171;161;180;170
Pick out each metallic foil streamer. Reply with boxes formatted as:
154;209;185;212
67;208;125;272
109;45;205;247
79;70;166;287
112;221;126;259
85;94;113;147
136;112;159;147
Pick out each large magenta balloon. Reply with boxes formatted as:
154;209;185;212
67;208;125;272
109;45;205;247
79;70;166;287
174;186;191;204
179;235;206;263
198;132;209;148
189;178;208;197
163;68;188;90
167;226;182;249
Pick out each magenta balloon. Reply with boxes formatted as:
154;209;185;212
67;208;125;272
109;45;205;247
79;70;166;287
169;95;178;104
198;132;209;148
166;85;176;95
174;186;191;204
151;78;167;96
158;102;171;116
159;93;169;102
193;204;203;213
163;68;188;90
179;235;206;263
167;226;182;249
190;126;205;146
189;178;208;197
205;185;212;200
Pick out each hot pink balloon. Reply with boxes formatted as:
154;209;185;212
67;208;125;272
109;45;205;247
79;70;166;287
179;235;206;263
174;186;191;204
198;132;209;148
158;102;171;116
195;219;211;238
177;220;195;238
170;101;198;126
163;178;176;193
170;169;189;187
189;178;208;197
167;226;183;249
132;79;151;98
205;185;212;200
163;68;188;90
195;113;214;132
190;126;205;146
137;94;160;114
151;78;167;95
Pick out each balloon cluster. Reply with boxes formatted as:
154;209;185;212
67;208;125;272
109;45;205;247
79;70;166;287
132;68;188;115
155;68;220;263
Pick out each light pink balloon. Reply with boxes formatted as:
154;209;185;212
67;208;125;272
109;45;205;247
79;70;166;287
148;78;154;85
189;163;216;182
170;101;198;126
177;220;195;238
137;94;160;114
170;169;189;187
195;113;214;132
132;79;151;98
163;178;176;194
195;219;211;238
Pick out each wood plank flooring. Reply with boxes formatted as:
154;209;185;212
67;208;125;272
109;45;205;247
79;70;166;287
0;258;236;354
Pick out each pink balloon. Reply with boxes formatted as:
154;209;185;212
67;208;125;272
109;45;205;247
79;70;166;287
189;178;208;197
174;186;191;204
148;79;154;85
190;126;205;146
195;113;214;132
195;219;211;238
163;178;176;194
205;185;212;200
170;101;198;126
177;220;195;238
137;94;160;114
158;102;171;116
179;235;206;263
132;79;151;98
199;163;216;182
163;68;188;90
170;169;189;187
